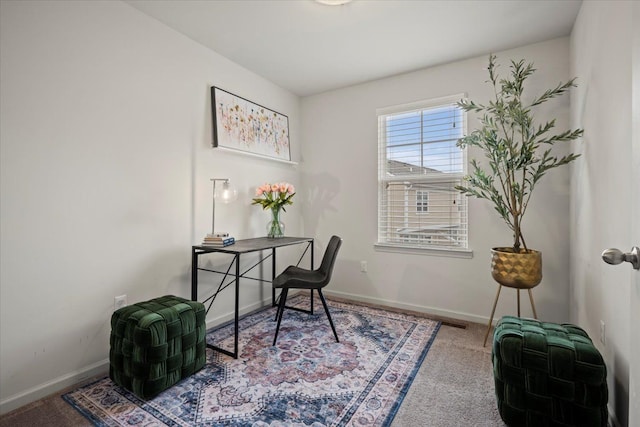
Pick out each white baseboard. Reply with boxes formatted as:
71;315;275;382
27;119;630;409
3;293;616;424
323;289;490;325
326;291;624;426
0;296;276;416
0;358;109;415
203;296;275;329
608;404;620;427
0;293;486;416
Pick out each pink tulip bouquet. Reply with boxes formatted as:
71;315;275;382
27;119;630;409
253;182;295;238
252;182;296;211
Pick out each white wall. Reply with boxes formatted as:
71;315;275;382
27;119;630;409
301;37;574;325
570;2;634;425
3;0;625;419
0;0;302;413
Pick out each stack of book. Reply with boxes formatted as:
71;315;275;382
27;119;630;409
202;233;235;247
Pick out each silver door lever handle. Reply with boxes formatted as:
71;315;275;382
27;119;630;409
601;247;640;270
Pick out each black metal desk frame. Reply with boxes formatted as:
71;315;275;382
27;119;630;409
191;237;314;359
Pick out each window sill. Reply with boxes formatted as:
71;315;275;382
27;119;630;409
374;243;473;259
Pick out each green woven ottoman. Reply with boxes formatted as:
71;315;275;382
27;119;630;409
492;316;608;426
109;295;206;399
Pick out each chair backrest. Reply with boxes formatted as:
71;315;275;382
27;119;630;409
318;235;342;287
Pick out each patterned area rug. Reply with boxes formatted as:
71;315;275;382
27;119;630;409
64;295;441;426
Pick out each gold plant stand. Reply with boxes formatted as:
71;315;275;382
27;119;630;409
483;248;542;347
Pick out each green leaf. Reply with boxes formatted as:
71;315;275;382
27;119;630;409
455;54;583;248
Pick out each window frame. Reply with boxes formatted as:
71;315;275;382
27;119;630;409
375;94;472;258
416;190;429;214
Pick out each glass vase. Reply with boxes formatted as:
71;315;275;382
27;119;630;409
267;207;285;238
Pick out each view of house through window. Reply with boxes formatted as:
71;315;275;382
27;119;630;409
416;190;428;213
377;94;468;251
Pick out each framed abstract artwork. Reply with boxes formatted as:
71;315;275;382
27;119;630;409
211;87;291;162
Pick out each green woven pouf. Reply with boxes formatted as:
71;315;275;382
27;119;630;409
109;295;206;399
492;316;608;427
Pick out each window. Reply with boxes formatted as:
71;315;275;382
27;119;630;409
377;94;468;252
416;191;428;213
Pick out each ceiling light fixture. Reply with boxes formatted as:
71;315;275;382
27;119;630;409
315;0;352;5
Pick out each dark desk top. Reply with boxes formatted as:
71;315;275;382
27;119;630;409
193;236;313;254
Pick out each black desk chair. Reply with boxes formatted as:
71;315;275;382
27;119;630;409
272;235;342;346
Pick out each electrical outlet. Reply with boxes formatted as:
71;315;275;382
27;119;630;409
114;295;127;311
600;320;605;345
360;261;367;272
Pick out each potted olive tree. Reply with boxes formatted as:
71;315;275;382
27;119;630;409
457;54;582;295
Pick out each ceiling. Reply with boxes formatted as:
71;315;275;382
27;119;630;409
125;0;582;97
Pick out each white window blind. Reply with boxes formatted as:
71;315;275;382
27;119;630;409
377;94;468;251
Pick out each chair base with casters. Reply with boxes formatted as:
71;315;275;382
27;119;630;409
272;236;343;346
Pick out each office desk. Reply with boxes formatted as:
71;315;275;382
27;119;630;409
191;236;314;358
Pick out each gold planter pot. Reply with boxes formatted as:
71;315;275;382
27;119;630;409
483;247;542;346
491;247;542;289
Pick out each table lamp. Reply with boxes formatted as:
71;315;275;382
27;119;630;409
210;178;238;236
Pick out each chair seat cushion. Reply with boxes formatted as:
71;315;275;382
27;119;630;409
273;265;324;289
492;316;608;426
109;295;206;399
